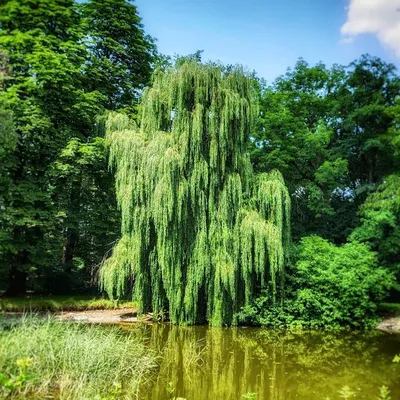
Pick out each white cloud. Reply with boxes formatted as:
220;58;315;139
339;36;355;44
341;0;400;56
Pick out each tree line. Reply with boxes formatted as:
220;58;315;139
251;56;400;293
0;0;399;320
0;0;155;294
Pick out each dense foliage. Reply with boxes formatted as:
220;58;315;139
101;62;291;325
0;0;398;327
239;236;393;328
252;56;400;243
0;0;155;294
351;175;400;276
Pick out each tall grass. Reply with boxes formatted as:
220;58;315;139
0;316;156;399
0;295;135;312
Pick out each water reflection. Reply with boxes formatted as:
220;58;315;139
137;324;400;400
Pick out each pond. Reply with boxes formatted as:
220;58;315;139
135;324;400;400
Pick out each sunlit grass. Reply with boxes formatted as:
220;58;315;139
0;295;135;312
0;316;156;399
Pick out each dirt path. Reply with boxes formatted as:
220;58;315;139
376;317;400;333
56;308;153;324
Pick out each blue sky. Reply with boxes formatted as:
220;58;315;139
135;0;400;83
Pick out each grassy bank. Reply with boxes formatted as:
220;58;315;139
0;295;135;312
0;316;155;399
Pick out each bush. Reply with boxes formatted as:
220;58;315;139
239;236;394;328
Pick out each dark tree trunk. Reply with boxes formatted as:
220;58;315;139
62;229;77;274
5;224;29;296
61;177;82;274
5;266;27;296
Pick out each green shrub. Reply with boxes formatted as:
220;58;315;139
0;316;156;399
239;236;394;328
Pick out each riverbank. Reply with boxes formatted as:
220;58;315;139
59;309;400;332
0;295;152;325
377;317;400;333
58;308;154;324
2;296;400;331
4;309;400;333
376;302;400;333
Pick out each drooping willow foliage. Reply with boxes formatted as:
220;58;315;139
100;61;291;325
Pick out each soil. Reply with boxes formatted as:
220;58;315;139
376;317;400;333
56;307;154;325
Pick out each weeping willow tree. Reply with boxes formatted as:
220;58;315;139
100;61;291;325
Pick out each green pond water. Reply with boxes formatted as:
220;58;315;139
135;324;400;400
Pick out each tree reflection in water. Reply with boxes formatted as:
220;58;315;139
137;324;400;400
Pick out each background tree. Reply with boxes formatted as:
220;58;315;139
251;60;350;241
51;0;157;291
0;55;16;287
50;135;120;292
350;174;400;296
252;55;400;243
0;0;95;294
0;0;156;294
81;0;156;113
332;55;400;188
0;105;16;292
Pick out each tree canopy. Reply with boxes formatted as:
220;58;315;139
252;56;400;243
0;0;155;294
100;62;291;325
